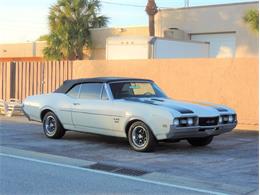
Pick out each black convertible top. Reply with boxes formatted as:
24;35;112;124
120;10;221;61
55;77;153;93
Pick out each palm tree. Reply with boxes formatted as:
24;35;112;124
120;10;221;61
244;9;259;33
146;0;158;36
37;35;49;41
44;0;108;60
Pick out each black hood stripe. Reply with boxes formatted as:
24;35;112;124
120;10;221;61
124;98;158;105
214;107;228;112
124;98;194;114
164;105;194;114
191;102;228;112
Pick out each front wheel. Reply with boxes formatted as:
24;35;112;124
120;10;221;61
187;136;213;146
43;112;65;139
128;121;157;152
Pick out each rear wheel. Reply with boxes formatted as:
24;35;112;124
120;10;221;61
128;121;156;152
187;136;213;146
43;112;65;139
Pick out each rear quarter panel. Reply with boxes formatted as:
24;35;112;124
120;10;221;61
23;93;73;125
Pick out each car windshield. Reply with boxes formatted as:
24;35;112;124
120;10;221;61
109;81;167;99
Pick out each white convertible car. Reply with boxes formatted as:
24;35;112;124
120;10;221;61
23;77;237;152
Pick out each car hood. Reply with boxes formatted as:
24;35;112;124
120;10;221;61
123;97;234;117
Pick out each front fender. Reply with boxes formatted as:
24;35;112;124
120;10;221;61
124;111;173;140
124;115;150;134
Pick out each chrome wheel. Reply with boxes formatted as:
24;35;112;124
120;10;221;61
128;121;156;152
42;111;65;139
44;115;56;136
131;126;148;148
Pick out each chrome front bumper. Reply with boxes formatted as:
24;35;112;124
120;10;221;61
166;122;237;139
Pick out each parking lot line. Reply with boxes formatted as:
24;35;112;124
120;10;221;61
0;152;228;195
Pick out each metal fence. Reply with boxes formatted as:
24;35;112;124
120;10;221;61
0;61;73;101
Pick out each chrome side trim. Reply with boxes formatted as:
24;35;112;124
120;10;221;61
68;110;123;118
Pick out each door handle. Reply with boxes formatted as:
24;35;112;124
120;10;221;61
73;102;80;106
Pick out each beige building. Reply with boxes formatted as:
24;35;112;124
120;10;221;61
155;1;259;58
0;41;46;59
89;26;148;59
0;27;148;60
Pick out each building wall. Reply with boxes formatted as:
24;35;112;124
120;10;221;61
34;41;47;57
155;2;259;57
0;41;46;58
89;26;148;59
73;58;259;130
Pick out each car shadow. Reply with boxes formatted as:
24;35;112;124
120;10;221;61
63;131;130;148
62;131;218;154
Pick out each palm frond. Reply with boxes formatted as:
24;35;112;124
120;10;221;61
43;0;108;60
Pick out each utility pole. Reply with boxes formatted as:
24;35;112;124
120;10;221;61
146;0;158;36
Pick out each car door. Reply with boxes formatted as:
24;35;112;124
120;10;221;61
71;83;118;135
58;84;81;129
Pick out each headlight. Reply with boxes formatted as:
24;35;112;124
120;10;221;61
180;118;187;125
223;116;229;123
187;118;193;125
228;115;234;122
173;119;179;126
219;116;223;123
219;114;236;124
173;117;197;127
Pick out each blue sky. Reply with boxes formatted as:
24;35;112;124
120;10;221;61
0;0;257;43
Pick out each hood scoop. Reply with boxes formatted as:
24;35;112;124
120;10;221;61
150;98;164;102
124;98;158;105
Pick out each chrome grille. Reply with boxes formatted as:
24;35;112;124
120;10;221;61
199;117;219;126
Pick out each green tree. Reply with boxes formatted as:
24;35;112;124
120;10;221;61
37;35;49;41
44;0;108;60
244;9;259;32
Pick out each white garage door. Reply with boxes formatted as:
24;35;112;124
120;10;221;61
191;33;236;58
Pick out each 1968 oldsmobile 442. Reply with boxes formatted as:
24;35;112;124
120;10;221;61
23;77;237;152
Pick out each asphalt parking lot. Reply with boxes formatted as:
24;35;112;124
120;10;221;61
0;116;258;194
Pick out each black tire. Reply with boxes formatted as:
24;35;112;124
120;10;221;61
42;111;65;139
128;121;157;152
187;136;213;146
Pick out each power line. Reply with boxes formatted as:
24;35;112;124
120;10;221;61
100;1;171;9
101;1;144;8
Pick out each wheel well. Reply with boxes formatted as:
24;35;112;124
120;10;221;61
40;109;53;121
125;119;142;137
125;119;157;140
